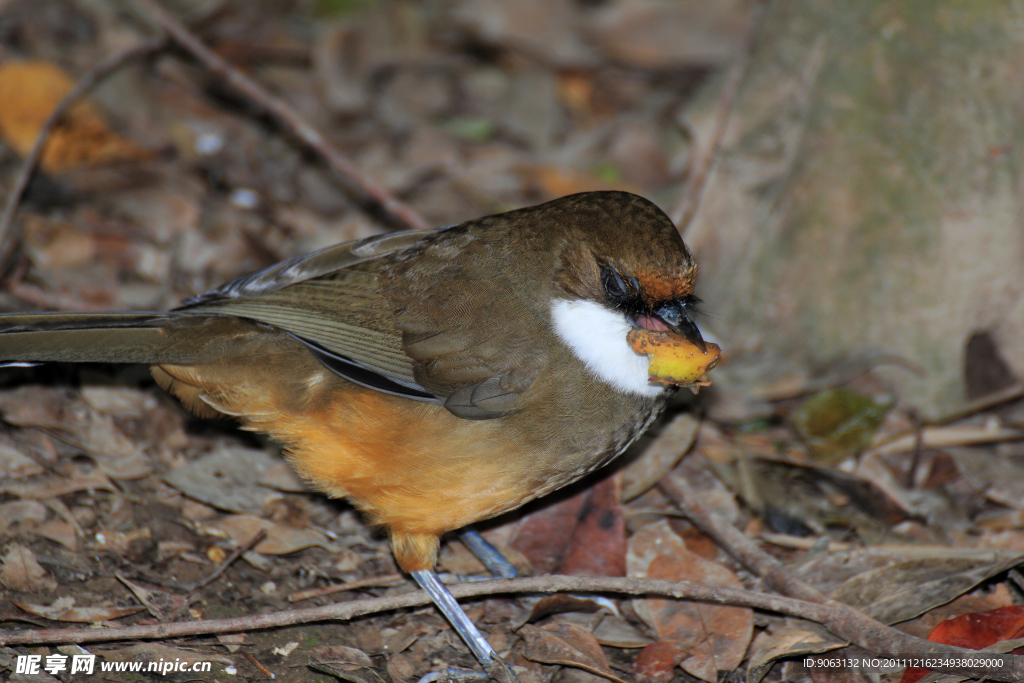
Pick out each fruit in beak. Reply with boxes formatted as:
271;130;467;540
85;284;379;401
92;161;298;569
626;329;721;391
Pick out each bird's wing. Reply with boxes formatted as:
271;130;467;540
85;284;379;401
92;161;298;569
381;224;550;420
182;230;437;401
181;230;427;305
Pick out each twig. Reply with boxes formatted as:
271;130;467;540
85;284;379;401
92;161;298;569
932;382;1024;427
658;471;1024;681
905;409;925;489
188;528;266;592
671;0;768;235
244;652;274;678
0;36;168;280
128;0;430;232
659;472;825;603
1;575;1018;681
288;572;405;603
866;382;1024;454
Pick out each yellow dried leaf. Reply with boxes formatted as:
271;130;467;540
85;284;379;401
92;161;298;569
0;60;153;172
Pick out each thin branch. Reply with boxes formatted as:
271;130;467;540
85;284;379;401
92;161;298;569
658;471;1024;681
1;575;1018;681
671;0;768;235
0;36;168;279
128;0;430;232
188;528;266;592
659;472;825;603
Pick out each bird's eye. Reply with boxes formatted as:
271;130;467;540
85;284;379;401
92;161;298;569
601;266;629;301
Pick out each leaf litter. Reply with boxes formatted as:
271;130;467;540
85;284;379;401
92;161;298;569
0;2;1021;683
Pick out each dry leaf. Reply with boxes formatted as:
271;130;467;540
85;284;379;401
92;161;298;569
621;413;699;502
522;165;635;199
0;60;154;172
510;486;587;575
521;622;627;683
202;514;332;554
560;475;626;577
0;544;57;591
0;436;44;479
746;620;846;683
12;596;145;622
628;520;752;682
831;553;1024;624
164;446;290;515
116;573;190;621
591;614;653;649
32;518;79;551
309;644;381;683
81;386;156;419
634;642;682;682
0;500;49;535
218;634;247;653
526;595;604;624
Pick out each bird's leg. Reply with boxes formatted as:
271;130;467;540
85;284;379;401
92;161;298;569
411;569;520;683
458;528;518;579
412;569;495;664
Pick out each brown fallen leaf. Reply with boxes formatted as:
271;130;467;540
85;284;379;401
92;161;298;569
621;413;700;502
0;500;49;535
628;520;753;682
32;518;79;551
634;641;683;682
591;614;653;649
560;475;627;577
510;486;587;575
201;514;333;554
217;634;247;653
12;596;145;622
116;573;191;621
308;644;383;683
0;60;154;172
526;595;604;624
0;544;57;591
520;622;628;683
0;436;44;479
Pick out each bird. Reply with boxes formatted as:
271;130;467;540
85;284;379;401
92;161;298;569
0;191;719;679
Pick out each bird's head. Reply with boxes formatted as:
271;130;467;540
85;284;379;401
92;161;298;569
543;192;720;397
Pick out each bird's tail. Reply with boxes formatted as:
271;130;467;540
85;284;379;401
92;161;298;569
0;311;255;365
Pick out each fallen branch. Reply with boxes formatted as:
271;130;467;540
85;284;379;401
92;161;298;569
1;574;1019;681
672;0;767;235
659;471;1024;682
189;528;266;592
660;471;825;603
0;36;168;280
129;0;430;232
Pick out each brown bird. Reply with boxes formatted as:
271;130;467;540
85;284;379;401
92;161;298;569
0;191;718;677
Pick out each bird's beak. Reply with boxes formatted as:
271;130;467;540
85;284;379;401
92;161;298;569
627;301;719;389
654;301;707;354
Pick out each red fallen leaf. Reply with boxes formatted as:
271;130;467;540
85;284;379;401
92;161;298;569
560;474;626;577
900;606;1024;683
510;473;626;577
635;642;683;681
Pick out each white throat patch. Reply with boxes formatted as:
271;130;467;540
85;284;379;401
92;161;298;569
550;299;664;397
